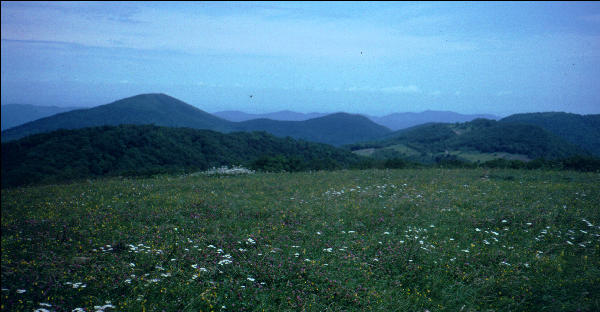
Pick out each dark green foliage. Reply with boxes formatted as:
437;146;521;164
446;122;584;159
1;125;362;188
482;156;600;172
346;119;588;161
501;112;600;156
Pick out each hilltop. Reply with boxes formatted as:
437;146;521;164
1;94;391;146
500;112;600;156
347;118;588;163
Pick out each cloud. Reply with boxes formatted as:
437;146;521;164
380;85;422;94
346;85;421;94
0;2;476;59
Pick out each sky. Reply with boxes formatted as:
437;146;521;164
1;1;600;116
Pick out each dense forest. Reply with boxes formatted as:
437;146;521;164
3;124;599;188
347;119;589;161
1;125;363;187
500;112;600;156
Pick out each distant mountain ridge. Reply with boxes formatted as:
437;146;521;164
214;110;328;122
1;93;391;146
367;110;500;131
215;109;500;130
1;104;80;130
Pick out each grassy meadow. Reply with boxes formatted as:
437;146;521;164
1;168;599;311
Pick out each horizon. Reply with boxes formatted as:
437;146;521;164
2;2;600;116
3;92;600;118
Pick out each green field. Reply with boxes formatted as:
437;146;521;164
2;169;599;311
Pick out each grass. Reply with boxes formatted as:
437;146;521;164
2;168;599;311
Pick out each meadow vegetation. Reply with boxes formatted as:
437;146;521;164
2;168;599;311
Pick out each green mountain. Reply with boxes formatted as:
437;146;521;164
1;124;362;188
236;113;391;146
1;94;234;141
1;93;391;145
348;118;588;163
500;112;600;156
1;104;81;130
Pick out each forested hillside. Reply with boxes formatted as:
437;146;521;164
347;119;588;162
500;112;600;155
1;125;361;187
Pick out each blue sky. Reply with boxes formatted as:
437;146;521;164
1;1;599;116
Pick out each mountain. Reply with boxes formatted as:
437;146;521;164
235;113;391;146
1;104;81;130
1;93;391;146
215;109;499;130
214;110;328;122
500;112;600;156
367;110;500;131
347;118;588;163
1;93;235;141
1;124;362;188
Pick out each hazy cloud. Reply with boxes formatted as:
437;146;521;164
346;85;421;94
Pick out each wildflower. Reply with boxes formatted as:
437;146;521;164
218;259;232;265
323;248;333;252
17;289;26;293
316;231;322;235
247;277;255;282
129;263;135;267
384;232;390;235
475;228;481;232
